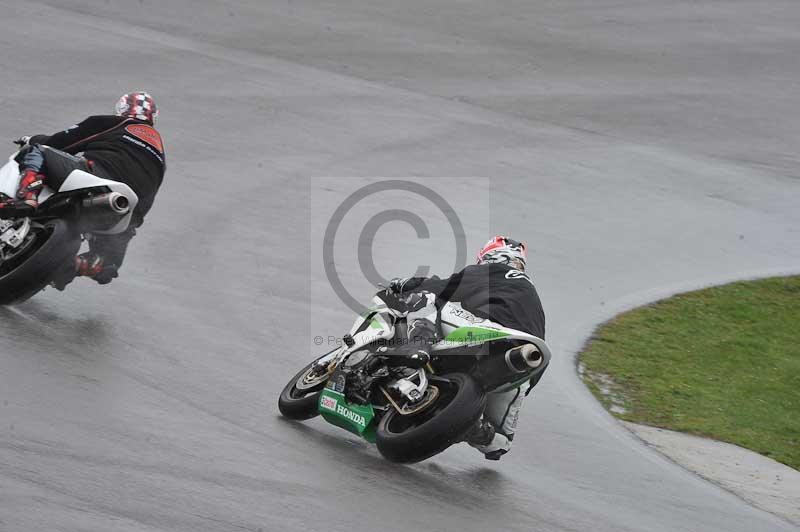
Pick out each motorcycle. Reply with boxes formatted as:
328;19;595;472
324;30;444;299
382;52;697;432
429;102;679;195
278;293;551;463
0;151;138;304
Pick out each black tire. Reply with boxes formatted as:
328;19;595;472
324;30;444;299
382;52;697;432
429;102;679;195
0;219;80;305
278;358;331;420
376;372;485;463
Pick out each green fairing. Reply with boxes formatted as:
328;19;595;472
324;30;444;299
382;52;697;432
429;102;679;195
444;327;509;343
318;389;377;443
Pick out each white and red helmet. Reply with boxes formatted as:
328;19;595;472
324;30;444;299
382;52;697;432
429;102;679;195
477;235;527;270
115;91;159;124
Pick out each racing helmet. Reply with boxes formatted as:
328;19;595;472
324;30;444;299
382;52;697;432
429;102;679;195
476;235;527;270
115;91;159;125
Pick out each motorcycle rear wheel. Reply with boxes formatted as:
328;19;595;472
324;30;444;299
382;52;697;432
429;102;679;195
376;372;485;463
0;218;80;305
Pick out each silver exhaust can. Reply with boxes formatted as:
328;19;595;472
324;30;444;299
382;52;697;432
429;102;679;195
82;192;130;215
504;344;542;373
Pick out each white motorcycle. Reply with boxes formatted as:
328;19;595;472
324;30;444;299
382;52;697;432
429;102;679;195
278;293;551;463
0;151;138;304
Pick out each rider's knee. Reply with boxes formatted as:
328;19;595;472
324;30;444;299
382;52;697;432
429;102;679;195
21;144;45;173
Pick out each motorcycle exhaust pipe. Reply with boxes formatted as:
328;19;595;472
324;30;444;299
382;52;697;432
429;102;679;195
504;344;542;373
82;192;130;215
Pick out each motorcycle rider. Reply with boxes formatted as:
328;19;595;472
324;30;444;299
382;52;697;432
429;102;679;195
0;91;166;285
383;236;547;460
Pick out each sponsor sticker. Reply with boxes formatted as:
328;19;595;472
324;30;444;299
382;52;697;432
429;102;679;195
320;395;338;411
125;124;164;153
505;269;533;284
449;306;484;323
336;404;366;426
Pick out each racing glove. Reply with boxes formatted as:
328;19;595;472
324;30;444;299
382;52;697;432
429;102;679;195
388;277;410;294
388;276;427;295
13;136;31;147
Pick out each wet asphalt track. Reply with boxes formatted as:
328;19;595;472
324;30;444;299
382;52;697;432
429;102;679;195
1;1;799;531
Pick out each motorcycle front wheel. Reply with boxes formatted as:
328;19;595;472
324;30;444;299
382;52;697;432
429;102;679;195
278;353;334;420
376;372;485;463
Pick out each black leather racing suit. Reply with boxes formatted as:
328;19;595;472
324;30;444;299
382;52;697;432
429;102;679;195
26;115;166;270
395;262;548;454
398;262;545;339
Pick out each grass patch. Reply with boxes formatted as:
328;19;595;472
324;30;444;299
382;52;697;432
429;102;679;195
580;276;800;470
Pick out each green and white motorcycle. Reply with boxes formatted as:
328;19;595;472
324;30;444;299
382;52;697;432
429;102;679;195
278;293;551;463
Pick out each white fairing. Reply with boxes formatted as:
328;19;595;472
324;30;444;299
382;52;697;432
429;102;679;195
0;156;17;194
59;170;138;234
436;301;551;358
0;152;138;235
336;296;551;365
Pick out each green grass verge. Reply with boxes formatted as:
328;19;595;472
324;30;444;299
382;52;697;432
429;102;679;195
580;276;800;470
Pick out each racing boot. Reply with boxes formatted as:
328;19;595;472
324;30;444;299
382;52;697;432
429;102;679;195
75;252;105;278
0;169;45;217
464;418;511;461
386;318;435;369
17;169;45;209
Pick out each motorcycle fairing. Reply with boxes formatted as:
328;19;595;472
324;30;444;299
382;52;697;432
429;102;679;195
338;297;550;367
435;301;550;357
58;169;139;235
0;154;138;235
318;387;377;443
342;297;396;349
435;302;551;392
